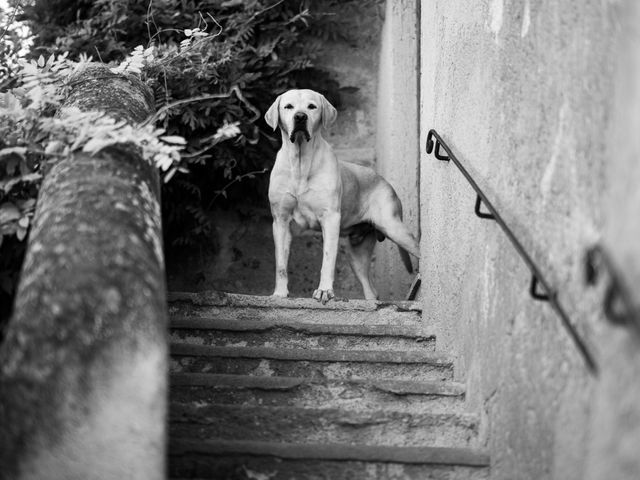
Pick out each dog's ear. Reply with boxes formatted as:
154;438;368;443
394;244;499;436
265;94;282;131
320;94;337;129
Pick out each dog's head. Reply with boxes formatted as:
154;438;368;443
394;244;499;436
265;89;337;144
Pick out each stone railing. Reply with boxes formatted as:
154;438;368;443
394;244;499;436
0;64;168;479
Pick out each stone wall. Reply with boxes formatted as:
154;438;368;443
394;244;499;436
374;0;420;300
315;2;382;156
418;0;640;479
584;1;640;477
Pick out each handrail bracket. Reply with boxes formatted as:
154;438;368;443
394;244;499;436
585;245;640;333
475;195;495;220
529;275;551;302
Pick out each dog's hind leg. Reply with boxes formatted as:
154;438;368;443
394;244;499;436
380;220;419;273
370;190;420;266
347;231;378;300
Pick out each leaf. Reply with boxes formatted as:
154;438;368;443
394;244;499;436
0;147;27;159
45;140;65;155
155;153;174;171
0;173;42;193
164;167;178;183
0;203;21;225
160;135;187;145
82;137;115;154
21;62;38;76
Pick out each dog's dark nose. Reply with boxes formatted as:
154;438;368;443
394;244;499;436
294;112;307;122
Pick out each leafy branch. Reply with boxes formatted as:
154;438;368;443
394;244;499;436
207;168;268;209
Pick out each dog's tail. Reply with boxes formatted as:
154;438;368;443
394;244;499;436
399;246;413;274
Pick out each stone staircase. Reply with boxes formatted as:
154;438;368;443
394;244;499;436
167;291;490;479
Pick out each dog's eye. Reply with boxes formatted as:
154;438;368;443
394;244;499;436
308;104;317;110
284;104;294;110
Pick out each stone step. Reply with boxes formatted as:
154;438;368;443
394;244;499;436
170;344;453;382
169;439;490;480
166;291;491;479
169;403;480;448
170;317;436;351
170;373;466;414
168;291;422;327
168;291;421;312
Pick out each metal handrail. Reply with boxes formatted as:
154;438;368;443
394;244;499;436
426;129;598;375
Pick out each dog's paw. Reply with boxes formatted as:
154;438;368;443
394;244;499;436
272;290;289;298
312;288;334;304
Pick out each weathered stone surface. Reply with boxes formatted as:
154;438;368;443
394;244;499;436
0;63;167;479
168;290;489;478
168;289;422;312
168;291;425;331
64;64;155;124
170;316;436;351
583;1;640;477
169;403;480;447
169;440;490;480
171;377;466;414
170;343;453;382
416;1;640;479
374;0;421;300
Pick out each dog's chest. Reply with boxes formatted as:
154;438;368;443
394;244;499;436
286;178;326;231
292;200;321;230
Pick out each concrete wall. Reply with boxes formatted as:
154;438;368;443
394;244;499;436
374;0;420;300
419;0;640;479
584;1;640;477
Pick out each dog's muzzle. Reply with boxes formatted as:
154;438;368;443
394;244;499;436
290;112;311;143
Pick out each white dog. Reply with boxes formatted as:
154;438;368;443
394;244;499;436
265;89;419;303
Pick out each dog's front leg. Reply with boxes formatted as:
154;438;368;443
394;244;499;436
272;214;292;297
314;211;341;304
